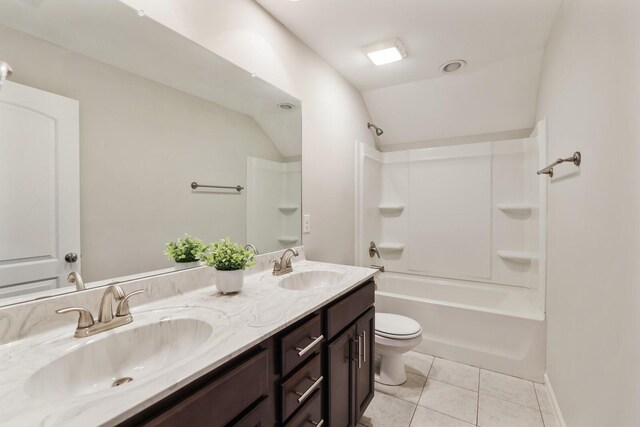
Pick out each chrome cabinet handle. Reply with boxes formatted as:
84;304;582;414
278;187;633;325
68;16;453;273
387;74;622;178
295;376;323;403
362;330;367;363
308;420;324;427
357;335;362;369
295;335;324;357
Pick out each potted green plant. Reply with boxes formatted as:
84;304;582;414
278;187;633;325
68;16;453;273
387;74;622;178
205;237;255;294
165;234;209;270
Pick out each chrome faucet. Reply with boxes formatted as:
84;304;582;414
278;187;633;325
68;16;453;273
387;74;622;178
56;285;144;338
67;271;85;291
272;248;299;276
98;284;126;323
244;244;259;255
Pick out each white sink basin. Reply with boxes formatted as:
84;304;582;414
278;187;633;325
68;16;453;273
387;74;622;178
24;318;212;398
278;270;344;291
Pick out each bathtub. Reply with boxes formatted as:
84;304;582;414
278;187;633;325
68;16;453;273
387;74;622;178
375;272;546;382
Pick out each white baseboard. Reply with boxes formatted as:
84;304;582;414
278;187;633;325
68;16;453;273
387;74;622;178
544;373;567;427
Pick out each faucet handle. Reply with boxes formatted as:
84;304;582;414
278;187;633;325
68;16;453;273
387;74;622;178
56;307;95;329
116;290;145;317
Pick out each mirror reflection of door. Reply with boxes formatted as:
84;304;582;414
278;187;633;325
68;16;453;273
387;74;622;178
0;81;80;298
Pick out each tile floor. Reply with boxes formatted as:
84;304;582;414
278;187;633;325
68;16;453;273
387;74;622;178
359;352;558;427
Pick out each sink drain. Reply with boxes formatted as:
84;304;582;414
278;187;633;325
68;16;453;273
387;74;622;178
112;377;133;387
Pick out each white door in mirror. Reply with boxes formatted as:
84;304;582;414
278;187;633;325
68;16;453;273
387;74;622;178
303;215;311;234
0;82;80;298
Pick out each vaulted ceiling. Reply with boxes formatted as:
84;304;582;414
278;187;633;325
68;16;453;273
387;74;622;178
256;0;562;147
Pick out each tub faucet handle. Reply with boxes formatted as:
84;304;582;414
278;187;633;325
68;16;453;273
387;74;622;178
369;241;380;258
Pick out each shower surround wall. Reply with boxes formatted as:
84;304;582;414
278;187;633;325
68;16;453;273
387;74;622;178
356;122;548;380
358;127;546;301
246;157;301;252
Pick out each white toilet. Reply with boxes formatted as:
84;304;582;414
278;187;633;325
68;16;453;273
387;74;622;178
375;312;423;386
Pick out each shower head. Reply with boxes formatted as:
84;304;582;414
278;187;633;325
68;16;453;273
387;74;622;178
367;122;384;136
0;61;13;89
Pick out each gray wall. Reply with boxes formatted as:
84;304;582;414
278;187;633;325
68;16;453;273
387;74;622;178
536;0;640;425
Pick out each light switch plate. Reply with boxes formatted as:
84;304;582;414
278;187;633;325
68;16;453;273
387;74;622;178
303;215;311;234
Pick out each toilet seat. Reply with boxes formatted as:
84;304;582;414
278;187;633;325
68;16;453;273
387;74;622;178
375;313;422;340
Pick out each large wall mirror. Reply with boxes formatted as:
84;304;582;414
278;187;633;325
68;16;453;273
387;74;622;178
0;0;302;306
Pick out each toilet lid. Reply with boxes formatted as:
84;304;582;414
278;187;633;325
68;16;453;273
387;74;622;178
375;313;422;339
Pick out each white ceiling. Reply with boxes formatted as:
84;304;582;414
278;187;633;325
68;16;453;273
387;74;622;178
256;0;562;146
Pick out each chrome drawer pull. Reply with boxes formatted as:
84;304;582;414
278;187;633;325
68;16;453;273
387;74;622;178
295;335;324;357
295;375;324;403
308;420;324;427
362;330;367;363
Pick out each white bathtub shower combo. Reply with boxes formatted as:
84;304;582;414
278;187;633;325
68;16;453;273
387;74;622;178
357;120;548;382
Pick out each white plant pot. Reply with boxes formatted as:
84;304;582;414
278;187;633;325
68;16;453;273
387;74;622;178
174;261;202;270
216;269;244;294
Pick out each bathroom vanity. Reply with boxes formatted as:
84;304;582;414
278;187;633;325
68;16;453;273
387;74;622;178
0;253;377;426
123;279;375;427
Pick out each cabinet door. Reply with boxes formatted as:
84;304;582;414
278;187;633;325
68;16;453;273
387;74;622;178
143;350;268;427
355;308;375;422
233;397;270;427
327;325;356;427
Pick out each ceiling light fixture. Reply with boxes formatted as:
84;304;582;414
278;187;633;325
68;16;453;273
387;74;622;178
440;59;467;73
364;39;407;66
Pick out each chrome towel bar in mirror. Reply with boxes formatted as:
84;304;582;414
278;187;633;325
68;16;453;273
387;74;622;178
190;182;244;192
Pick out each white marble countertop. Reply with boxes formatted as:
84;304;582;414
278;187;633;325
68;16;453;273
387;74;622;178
0;260;376;427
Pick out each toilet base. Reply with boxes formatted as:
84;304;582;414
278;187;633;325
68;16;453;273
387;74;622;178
376;352;407;386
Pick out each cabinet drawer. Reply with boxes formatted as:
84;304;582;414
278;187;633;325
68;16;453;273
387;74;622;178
326;281;375;340
284;386;323;427
281;314;323;377
281;353;323;421
143;350;268;427
232;397;270;427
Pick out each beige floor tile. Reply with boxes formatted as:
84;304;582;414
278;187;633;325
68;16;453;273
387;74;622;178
361;392;416;427
534;383;553;414
405;351;435;377
541;411;558;427
376;372;427;404
410;406;475;427
480;370;538;409
418;379;478;424
428;358;480;391
478;394;544;427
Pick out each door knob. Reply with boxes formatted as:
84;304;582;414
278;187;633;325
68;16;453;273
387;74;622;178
65;253;78;263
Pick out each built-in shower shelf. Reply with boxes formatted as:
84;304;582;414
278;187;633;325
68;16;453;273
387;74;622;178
277;235;299;244
278;205;299;213
378;243;405;252
497;250;538;263
497;203;534;215
378;204;405;215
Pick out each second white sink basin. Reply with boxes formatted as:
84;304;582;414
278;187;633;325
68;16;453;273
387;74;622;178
24;317;212;398
278;270;344;291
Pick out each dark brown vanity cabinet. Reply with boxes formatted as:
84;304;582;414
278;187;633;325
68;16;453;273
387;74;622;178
327;324;357;426
326;285;375;427
120;279;375;427
138;349;271;427
354;308;375;421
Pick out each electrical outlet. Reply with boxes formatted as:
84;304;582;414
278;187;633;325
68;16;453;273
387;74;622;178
303;215;311;234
